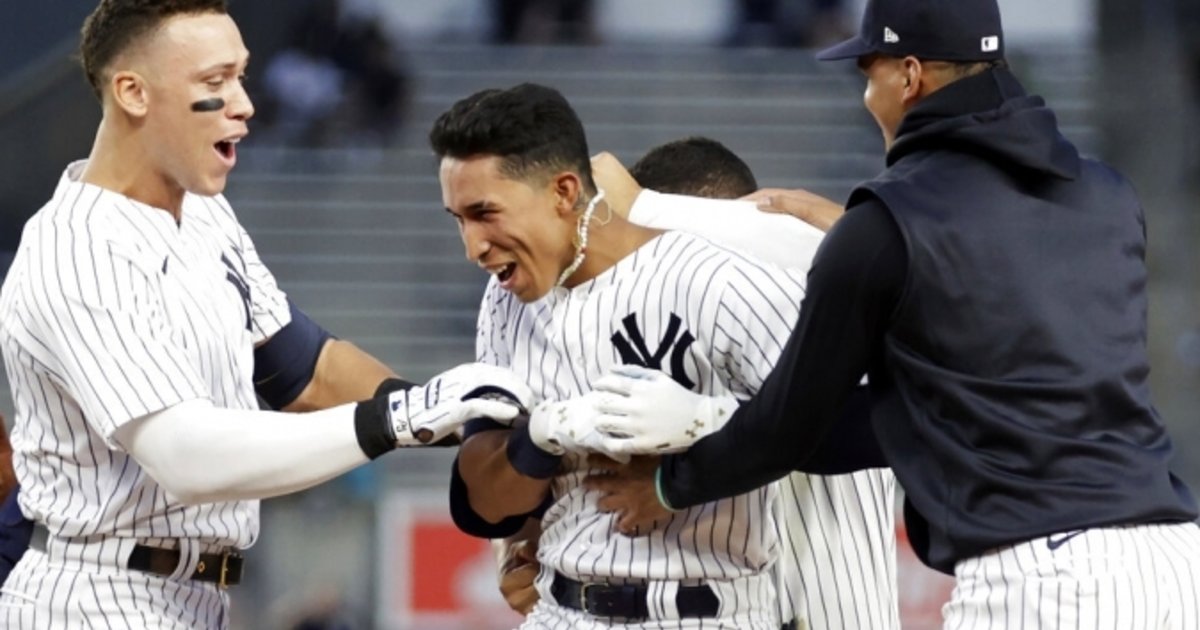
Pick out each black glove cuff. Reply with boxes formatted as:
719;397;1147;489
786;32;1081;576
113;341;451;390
506;423;562;479
374;377;419;398
354;394;398;460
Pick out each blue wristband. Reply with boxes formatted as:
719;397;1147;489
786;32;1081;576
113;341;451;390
506;423;563;479
655;466;681;513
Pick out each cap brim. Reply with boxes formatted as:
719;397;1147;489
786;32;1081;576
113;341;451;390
815;36;876;61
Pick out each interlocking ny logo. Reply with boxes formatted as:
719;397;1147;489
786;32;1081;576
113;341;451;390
611;312;696;389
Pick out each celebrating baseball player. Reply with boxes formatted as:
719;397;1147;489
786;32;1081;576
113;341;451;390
490;137;901;629
432;82;891;628
0;1;530;627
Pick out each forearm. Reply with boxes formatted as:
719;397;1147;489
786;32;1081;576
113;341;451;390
629;190;825;271
459;430;552;523
116;399;369;504
286;339;396;411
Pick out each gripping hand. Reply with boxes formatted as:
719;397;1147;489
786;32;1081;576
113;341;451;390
589;365;738;456
526;393;609;456
383;363;535;447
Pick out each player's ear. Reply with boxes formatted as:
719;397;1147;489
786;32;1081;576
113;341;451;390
901;56;923;105
110;70;150;118
552;172;583;217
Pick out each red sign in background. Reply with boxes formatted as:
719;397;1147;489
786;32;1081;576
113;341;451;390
379;493;956;629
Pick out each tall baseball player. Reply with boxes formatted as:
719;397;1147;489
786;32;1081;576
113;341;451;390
494;139;900;630
0;2;529;627
581;1;1200;628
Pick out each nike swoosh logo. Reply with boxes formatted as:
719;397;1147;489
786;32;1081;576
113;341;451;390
1046;529;1087;550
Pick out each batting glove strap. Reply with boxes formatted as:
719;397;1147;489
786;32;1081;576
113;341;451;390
506;423;563;479
354;395;397;460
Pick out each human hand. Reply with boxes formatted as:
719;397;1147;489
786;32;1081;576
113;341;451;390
585;455;673;535
526;394;613;457
387;363;535;446
742;187;844;232
587;365;737;457
497;537;541;615
590;152;641;219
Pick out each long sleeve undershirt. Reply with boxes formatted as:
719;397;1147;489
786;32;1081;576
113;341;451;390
629;189;826;277
660;198;908;507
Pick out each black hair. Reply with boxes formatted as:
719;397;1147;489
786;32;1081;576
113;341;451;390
629;136;757;199
428;83;595;194
80;0;229;101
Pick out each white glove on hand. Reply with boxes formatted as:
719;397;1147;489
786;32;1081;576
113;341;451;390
588;364;739;457
526;394;609;456
389;362;535;446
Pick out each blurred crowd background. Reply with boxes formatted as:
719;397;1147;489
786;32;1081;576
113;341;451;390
1;1;1197;628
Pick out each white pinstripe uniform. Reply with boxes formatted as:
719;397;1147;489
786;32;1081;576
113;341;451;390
629;191;900;630
943;523;1200;630
480;231;803;629
0;161;289;629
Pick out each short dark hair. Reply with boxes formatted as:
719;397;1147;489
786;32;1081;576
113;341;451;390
428;83;595;194
629;136;758;199
80;0;229;101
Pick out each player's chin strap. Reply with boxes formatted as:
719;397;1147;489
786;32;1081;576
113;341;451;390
555;188;607;288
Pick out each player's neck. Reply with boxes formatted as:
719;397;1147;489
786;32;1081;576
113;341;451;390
81;119;186;222
560;218;662;288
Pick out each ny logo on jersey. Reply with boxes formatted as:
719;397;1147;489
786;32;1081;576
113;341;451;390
221;251;253;331
611;312;696;389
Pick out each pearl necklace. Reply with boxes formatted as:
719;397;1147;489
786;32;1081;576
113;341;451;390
555;188;607;288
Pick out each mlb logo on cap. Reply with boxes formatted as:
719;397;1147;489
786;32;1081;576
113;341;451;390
817;0;1005;62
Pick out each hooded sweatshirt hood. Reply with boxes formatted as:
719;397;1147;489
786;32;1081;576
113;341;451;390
887;67;1081;180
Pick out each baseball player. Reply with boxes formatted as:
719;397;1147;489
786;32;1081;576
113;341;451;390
432;84;806;628
494;138;900;630
0;2;530;627
584;0;1200;628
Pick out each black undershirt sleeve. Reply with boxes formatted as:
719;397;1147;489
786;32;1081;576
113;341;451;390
661;198;907;507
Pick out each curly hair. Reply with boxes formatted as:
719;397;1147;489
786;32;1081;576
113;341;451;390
80;0;229;101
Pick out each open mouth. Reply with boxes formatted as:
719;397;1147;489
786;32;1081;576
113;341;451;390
497;263;516;284
214;137;240;164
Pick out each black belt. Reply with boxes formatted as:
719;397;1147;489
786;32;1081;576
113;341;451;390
30;524;243;588
550;572;719;620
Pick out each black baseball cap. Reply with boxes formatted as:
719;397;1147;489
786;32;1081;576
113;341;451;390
816;0;1005;62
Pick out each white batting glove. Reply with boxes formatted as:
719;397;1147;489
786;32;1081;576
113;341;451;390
588;365;739;457
526;394;609;456
388;362;535;446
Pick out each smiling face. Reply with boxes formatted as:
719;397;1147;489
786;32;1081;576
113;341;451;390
440;154;581;303
118;12;253;198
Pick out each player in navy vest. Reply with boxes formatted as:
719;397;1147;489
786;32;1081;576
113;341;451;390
587;0;1200;626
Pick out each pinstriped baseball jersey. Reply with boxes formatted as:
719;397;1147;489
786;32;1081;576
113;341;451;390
0;161;289;548
477;231;803;625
